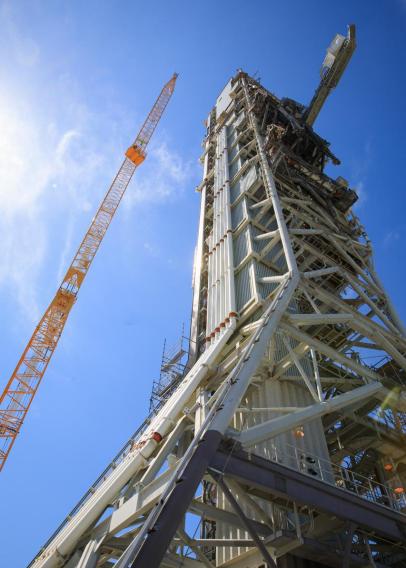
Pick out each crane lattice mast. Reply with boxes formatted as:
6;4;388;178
0;73;178;472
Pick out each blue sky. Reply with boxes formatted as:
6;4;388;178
0;1;405;565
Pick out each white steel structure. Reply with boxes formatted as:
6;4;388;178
29;26;406;568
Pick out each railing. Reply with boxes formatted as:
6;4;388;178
31;418;404;565
268;442;406;514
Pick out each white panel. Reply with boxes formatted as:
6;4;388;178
216;79;233;117
240;166;257;193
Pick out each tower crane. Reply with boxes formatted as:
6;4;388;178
0;73;178;472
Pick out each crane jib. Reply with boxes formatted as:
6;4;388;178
0;73;178;472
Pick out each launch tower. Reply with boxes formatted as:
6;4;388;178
30;25;406;568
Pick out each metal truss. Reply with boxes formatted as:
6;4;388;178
29;32;406;568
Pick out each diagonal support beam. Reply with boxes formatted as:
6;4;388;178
281;335;319;401
176;527;215;568
237;381;382;447
255;230;279;240
190;499;271;537
226;478;274;529
302;266;339;279
342;522;356;568
114;430;224;568
121;277;299;567
280;322;381;382
211;473;277;568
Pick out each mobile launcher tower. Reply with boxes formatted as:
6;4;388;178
31;26;406;568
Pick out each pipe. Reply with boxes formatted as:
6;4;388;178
223;127;236;319
206;240;213;339
213;151;219;337
31;321;237;568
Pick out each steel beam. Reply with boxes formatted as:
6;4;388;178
237;381;382;447
210;445;406;542
212;474;277;568
189;500;272;536
286;313;353;326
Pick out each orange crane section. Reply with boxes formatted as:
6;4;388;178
0;73;178;472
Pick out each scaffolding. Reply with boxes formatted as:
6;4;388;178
149;327;190;414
